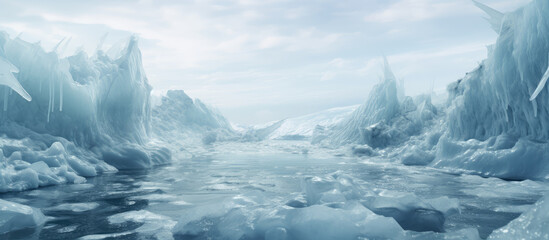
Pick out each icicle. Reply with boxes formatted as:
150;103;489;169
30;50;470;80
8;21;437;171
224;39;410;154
59;77;63;112
473;1;504;34
47;73;52;122
530;53;549;101
3;87;8;111
51;76;55;113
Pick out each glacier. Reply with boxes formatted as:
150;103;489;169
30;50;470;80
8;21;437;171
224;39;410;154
244;105;357;141
2;0;549;239
307;0;549;181
432;0;549;180
0;33;170;193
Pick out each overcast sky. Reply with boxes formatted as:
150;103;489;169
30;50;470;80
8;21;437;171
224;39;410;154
0;0;530;124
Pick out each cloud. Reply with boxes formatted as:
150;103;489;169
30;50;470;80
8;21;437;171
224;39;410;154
364;0;469;23
0;0;530;124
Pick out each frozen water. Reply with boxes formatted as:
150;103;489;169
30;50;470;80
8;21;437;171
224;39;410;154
489;195;549;239
47;203;99;213
1;148;548;239
0;199;45;234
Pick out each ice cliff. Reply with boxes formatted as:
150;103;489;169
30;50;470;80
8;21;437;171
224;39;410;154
0;33;170;192
310;0;549;180
432;0;549;180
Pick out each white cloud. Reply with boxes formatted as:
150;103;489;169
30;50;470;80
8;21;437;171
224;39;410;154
364;0;469;23
0;0;530;124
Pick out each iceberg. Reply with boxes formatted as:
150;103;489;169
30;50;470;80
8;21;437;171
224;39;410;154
0;32;170;192
432;0;549;180
308;0;549;180
152;89;237;148
313;58;439;151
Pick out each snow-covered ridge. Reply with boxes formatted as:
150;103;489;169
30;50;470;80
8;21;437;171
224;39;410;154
245;105;358;141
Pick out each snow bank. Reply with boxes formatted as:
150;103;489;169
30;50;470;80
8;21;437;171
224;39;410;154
1;32;170;192
488;195;549;239
0;199;45;234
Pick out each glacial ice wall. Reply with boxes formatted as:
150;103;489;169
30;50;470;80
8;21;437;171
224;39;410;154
447;0;549;141
1;34;152;147
0;33;170;192
432;0;549;180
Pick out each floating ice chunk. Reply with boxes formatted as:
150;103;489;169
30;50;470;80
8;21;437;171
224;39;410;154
78;232;133;240
368;193;459;232
172;192;405;240
488;195;549;239
109;210;176;240
283;202;405;240
408;228;481;240
57;224;78;233
0;199;45;234
47;202;99;212
299;172;460;233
